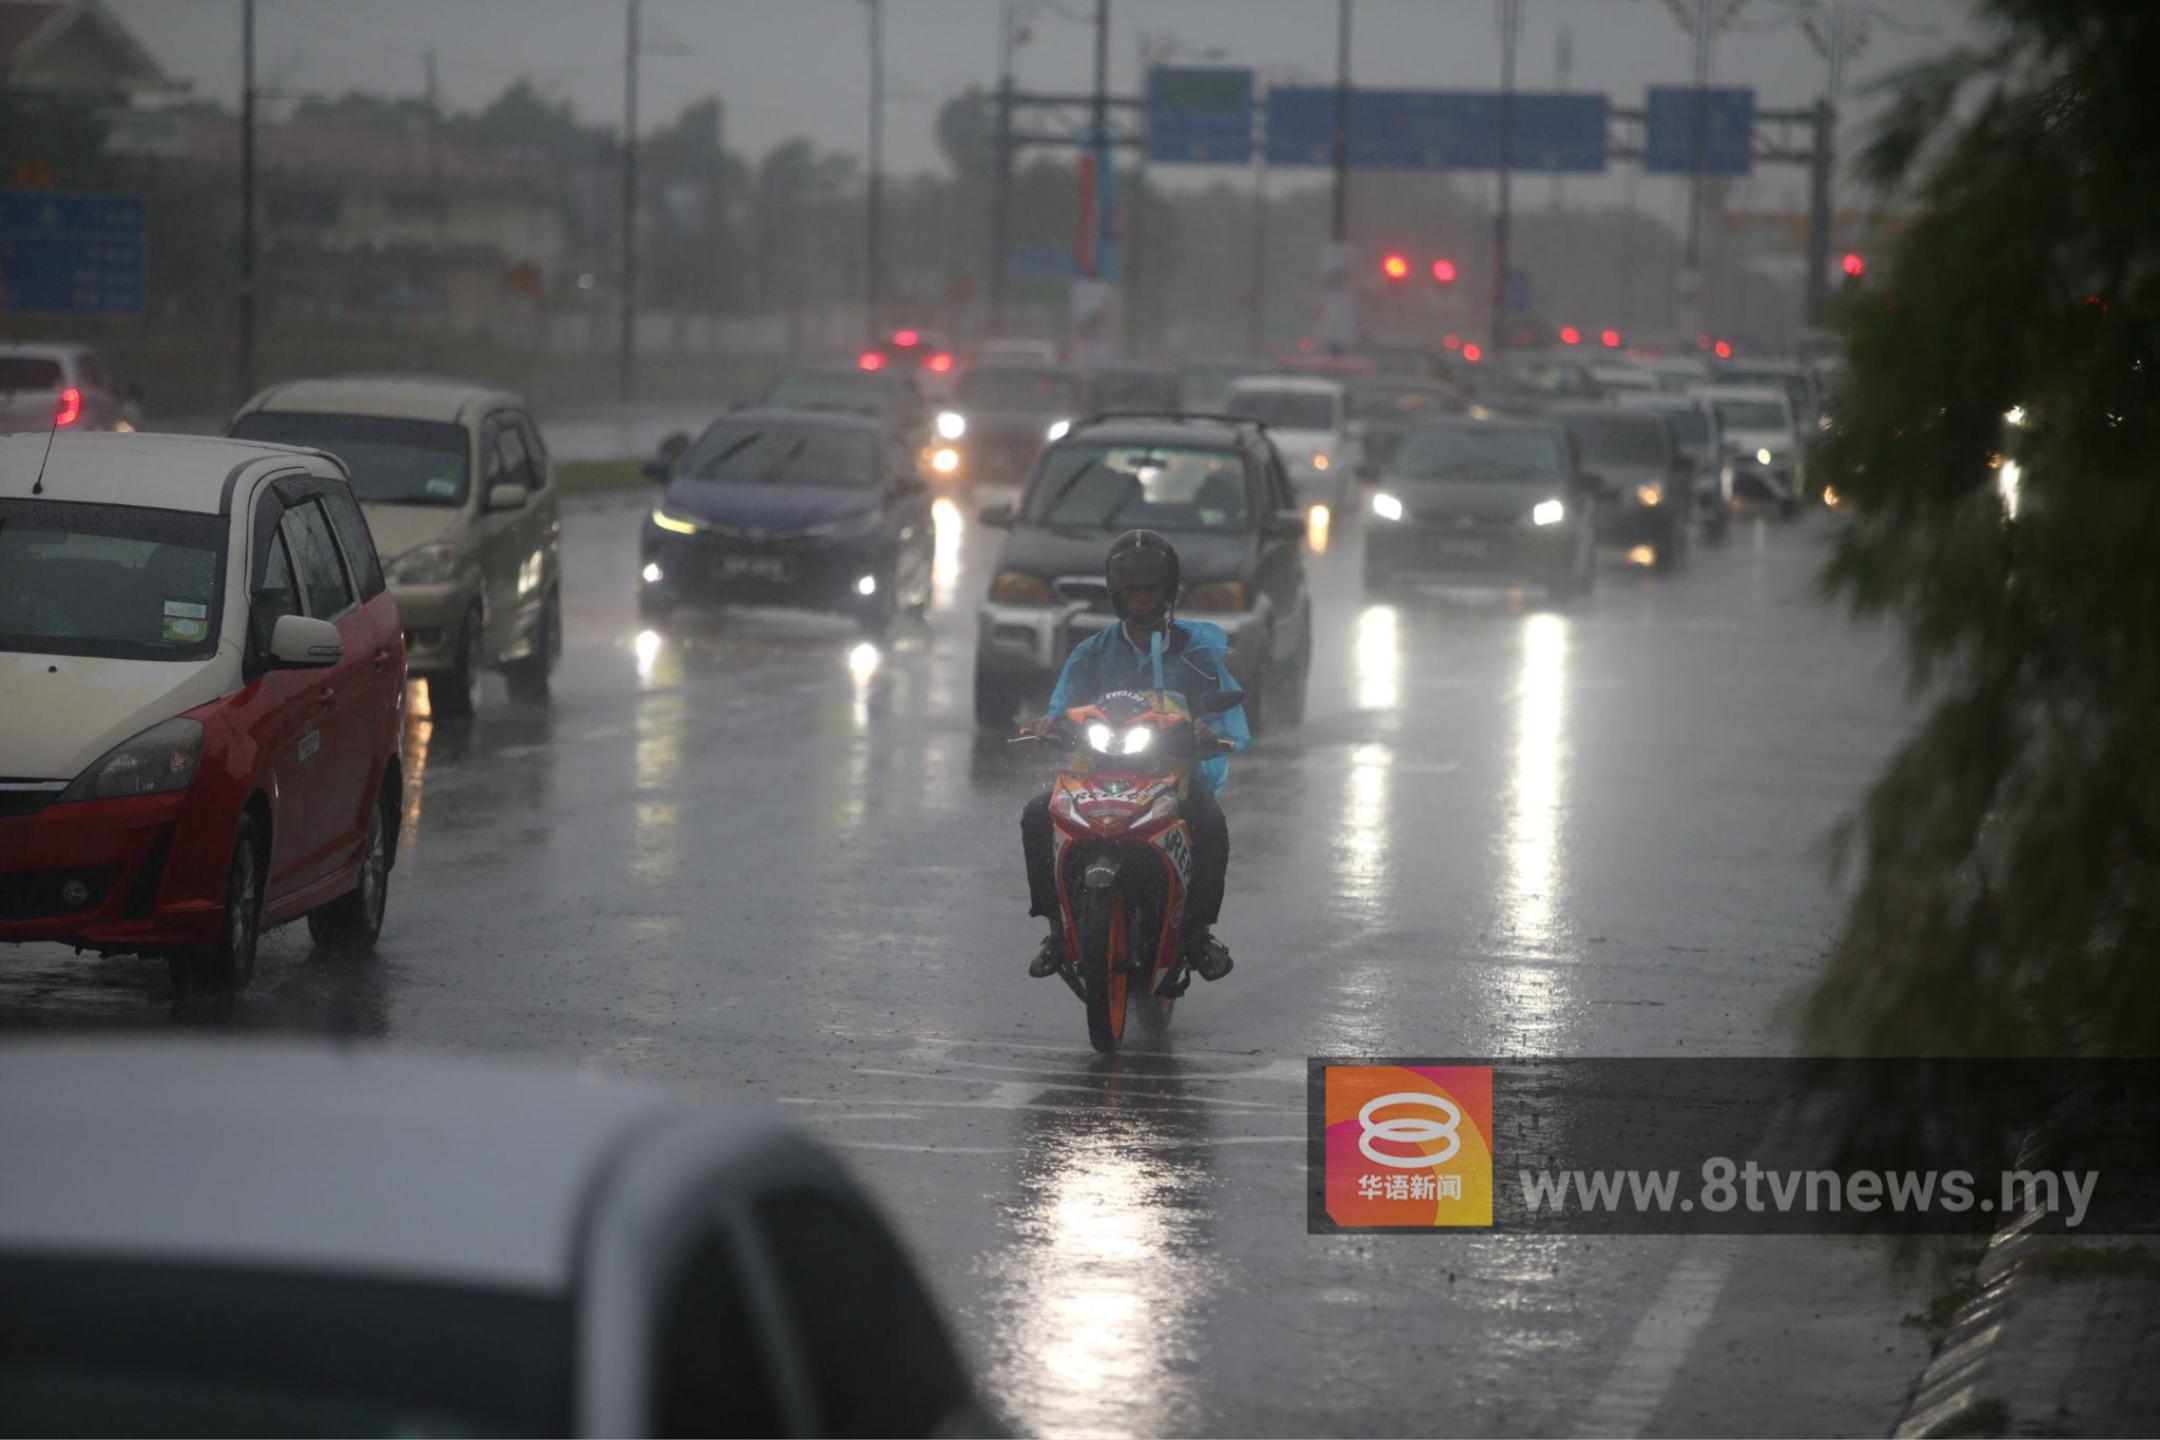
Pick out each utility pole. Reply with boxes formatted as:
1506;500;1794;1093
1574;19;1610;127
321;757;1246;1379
865;0;884;344
988;0;1019;332
425;46;446;251
1322;0;1353;352
1088;0;1109;283
1549;24;1573;210
1490;0;1519;351
619;0;639;404
237;0;256;403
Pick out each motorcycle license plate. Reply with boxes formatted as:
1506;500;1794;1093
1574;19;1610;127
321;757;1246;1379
718;555;791;581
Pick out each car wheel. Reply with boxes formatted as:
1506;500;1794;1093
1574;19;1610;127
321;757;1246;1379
174;816;264;993
426;605;483;718
505;590;559;704
1243;668;1273;739
307;789;391;950
857;565;898;636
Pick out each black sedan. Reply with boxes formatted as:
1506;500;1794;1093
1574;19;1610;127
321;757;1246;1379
1362;418;1597;602
938;365;1093;486
972;414;1312;734
1546;403;1692;570
638;410;935;633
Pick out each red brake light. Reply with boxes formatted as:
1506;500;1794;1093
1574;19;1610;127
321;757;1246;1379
893;329;919;347
858;351;884;371
1559;326;1581;346
928;352;953;373
1430;257;1457;284
55;386;83;427
1600;328;1621;349
1462;343;1483;363
1841;252;1864;278
1442;333;1461;351
1713;340;1732;359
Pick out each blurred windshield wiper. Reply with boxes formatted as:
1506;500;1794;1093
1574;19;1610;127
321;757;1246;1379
1096;474;1145;530
1036;459;1108;523
753;435;810;484
687;432;762;478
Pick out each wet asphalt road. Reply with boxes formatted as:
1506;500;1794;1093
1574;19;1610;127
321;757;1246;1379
0;489;1933;1437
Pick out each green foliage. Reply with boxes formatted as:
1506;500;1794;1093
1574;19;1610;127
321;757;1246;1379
1804;2;2160;1058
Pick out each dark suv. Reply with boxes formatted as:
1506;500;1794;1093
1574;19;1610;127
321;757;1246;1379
972;414;1313;735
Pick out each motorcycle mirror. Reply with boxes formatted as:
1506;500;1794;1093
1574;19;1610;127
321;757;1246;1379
1197;689;1244;716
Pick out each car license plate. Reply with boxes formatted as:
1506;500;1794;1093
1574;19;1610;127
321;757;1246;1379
1434;538;1488;559
718;555;791;582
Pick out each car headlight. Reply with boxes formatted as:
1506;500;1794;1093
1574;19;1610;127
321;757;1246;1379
1755;447;1774;466
1371;491;1405;522
1184;580;1246;611
1532;498;1565;526
384;540;461;585
931;446;961;474
1312;452;1331;471
1045;419;1072;442
59;716;203;803
1635;482;1664;507
803;508;883;540
936;410;966;440
649;507;702;536
991;569;1054;605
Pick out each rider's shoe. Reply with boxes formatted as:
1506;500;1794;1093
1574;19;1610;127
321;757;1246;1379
1027;932;1065;978
1186;927;1234;981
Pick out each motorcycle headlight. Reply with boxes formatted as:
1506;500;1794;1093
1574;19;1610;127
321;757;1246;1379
59;716;203;803
803;508;883;540
384;540;461;585
1121;726;1153;756
1371;491;1405;522
936;410;966;440
649;507;702;536
1087;722;1116;753
1184;580;1246;611
1532;498;1565;526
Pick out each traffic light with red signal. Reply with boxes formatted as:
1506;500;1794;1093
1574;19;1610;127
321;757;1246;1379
1430;257;1457;285
1841;252;1865;290
1381;253;1411;283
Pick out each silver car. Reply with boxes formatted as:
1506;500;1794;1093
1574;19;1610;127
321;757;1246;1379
0;343;143;434
0;1041;995;1437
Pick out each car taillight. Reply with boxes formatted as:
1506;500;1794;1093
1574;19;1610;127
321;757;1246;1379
928;352;953;372
858;351;885;370
55;386;83;426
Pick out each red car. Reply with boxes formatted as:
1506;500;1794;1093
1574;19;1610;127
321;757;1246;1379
0;433;407;991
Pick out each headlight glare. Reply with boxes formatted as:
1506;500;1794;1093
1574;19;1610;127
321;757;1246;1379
1756;447;1773;466
1371;491;1404;522
931;446;960;474
1086;723;1115;753
936;410;966;439
60;717;204;803
1045;419;1072;442
1532;498;1565;526
650;507;701;536
1635;482;1665;507
1121;726;1153;755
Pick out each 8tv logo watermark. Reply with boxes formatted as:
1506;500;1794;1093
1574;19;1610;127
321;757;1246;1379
1318;1065;1494;1228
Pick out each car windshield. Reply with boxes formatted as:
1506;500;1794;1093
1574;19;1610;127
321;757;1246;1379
678;421;880;487
1560;414;1670;467
1392;425;1566;481
0;1256;566;1438
1726;371;1812;416
229;412;472;507
1712;397;1790;432
1490;358;1591;396
956;368;1082;416
764;372;902;418
1176;366;1272;412
0;357;63;391
1024;444;1251;531
0;498;223;662
1649;406;1711;445
1349;385;1460;423
1224;388;1336;432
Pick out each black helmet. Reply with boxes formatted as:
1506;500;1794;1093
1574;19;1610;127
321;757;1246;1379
1105;528;1180;624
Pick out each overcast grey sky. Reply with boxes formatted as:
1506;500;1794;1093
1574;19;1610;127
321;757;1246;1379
110;0;1978;212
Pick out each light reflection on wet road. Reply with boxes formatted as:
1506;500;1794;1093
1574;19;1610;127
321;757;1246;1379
1;486;1933;1436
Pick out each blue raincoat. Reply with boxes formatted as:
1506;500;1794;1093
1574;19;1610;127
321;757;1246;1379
1043;619;1251;795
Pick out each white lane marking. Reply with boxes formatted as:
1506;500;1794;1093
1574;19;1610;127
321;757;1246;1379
1568;1235;1739;1438
836;1141;1015;1155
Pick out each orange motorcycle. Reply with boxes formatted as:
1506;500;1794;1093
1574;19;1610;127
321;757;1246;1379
1019;688;1238;1053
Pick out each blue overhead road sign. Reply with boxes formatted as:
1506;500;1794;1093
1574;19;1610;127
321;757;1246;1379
0;190;146;319
1264;88;1607;172
1643;87;1755;175
1147;67;1255;164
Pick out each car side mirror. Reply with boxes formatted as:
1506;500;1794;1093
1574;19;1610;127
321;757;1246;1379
487;483;530;512
657;431;691;462
266;613;342;668
979;501;1015;528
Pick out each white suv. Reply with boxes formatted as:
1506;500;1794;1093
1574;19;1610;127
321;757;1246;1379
1222;376;1362;514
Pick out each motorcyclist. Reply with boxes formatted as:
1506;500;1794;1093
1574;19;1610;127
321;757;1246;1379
1020;528;1250;983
